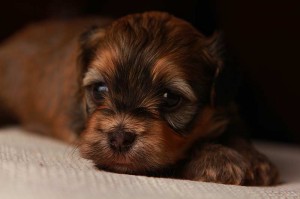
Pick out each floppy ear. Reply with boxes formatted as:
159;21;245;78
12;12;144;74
208;32;240;107
77;26;106;118
207;31;225;67
78;26;106;74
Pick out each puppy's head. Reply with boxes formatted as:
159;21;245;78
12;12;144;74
79;12;228;175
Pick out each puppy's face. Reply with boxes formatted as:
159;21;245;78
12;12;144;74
79;12;227;175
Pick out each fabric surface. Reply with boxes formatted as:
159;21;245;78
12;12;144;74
0;127;299;199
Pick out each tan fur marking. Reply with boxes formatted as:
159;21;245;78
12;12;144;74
152;57;196;101
83;67;104;86
92;47;118;76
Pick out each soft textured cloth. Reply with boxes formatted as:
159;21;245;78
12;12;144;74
0;127;299;199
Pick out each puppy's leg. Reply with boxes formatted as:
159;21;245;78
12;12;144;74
181;143;249;185
181;123;279;185
223;137;279;186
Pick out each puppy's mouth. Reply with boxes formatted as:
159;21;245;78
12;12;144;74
95;153;148;175
91;142;171;175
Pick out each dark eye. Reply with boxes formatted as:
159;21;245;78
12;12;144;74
91;82;108;103
162;91;182;110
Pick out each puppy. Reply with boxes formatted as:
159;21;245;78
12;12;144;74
0;12;278;185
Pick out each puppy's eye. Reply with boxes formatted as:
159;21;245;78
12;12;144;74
91;82;108;103
162;91;182;110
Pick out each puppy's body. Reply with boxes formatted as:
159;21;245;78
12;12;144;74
0;12;278;185
0;17;112;141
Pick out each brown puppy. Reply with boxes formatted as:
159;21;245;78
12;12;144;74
0;12;278;185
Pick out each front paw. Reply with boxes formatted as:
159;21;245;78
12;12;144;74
181;144;249;185
244;150;279;186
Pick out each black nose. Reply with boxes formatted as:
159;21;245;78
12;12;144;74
108;131;136;152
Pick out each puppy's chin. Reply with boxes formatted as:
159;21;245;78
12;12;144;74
86;145;165;175
80;143;177;176
94;158;171;176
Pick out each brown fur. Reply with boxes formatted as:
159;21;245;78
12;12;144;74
0;12;278;185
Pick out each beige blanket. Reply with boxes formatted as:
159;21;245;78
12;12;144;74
0;127;299;199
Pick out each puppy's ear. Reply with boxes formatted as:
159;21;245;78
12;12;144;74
207;32;240;107
79;26;106;74
207;31;225;67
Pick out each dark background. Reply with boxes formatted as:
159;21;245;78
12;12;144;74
1;0;299;144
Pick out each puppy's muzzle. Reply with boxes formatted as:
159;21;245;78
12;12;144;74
108;130;137;153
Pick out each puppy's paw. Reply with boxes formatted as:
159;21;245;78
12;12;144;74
244;150;279;186
181;144;248;185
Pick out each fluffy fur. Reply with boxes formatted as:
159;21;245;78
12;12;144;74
0;12;278;185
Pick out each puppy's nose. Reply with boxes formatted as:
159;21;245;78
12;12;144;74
108;131;136;152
